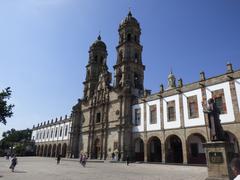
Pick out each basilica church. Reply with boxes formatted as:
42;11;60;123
32;12;240;164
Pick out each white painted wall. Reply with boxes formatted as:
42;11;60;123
146;99;161;131
132;103;144;132
183;89;205;127
163;95;181;129
235;78;240;112
206;82;235;123
33;121;71;143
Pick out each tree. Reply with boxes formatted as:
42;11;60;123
0;87;14;125
0;128;34;156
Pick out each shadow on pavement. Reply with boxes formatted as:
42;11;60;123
13;170;27;173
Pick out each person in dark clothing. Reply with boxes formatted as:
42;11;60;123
112;152;115;160
57;154;61;164
9;155;17;172
118;153;121;161
126;155;130;166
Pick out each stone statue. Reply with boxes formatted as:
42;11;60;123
203;98;225;141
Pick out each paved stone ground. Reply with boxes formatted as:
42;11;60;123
0;157;207;180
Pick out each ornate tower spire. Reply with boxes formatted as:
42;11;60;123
114;11;145;96
83;35;108;99
167;70;176;90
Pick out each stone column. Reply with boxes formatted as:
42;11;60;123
182;139;188;164
143;99;148;162
160;97;166;163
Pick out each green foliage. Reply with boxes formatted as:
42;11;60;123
0;87;14;125
0;128;34;156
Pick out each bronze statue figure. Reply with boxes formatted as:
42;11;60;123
203;98;225;141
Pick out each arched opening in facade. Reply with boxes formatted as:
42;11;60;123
43;145;48;157
225;131;239;156
165;135;183;163
36;145;40;156
134;138;144;162
187;133;206;164
57;143;61;156
52;144;56;157
62;143;67;158
40;145;44;156
93;138;101;159
48;144;52;157
147;136;162;162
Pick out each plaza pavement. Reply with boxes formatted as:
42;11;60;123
0;157;207;180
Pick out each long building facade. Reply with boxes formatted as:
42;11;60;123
32;12;240;164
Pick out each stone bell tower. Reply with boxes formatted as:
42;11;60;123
114;11;145;97
83;35;108;99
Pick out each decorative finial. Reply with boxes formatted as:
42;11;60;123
128;7;132;16
226;61;233;73
97;33;101;41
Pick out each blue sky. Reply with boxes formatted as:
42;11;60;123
0;0;240;136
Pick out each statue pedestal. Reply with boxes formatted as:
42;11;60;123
203;141;234;180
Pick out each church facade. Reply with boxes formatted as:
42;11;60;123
32;12;240;164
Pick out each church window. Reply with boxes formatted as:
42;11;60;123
51;129;53;138
43;130;45;139
55;128;58;137
187;95;199;119
134;73;140;88
96;112;101;123
59;127;62;137
150;105;157;124
134;108;141;126
94;55;98;62
134;53;138;63
100;57;104;64
46;130;49;139
212;89;227;114
113;142;118;150
36;132;38;140
167;101;176;122
127;33;131;41
65;125;68;136
134;35;137;42
118;51;123;63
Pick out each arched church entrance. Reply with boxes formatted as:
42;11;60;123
94;139;101;159
165;135;183;163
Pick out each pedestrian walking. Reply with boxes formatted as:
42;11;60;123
79;153;83;165
126;155;130;166
118;153;121;161
56;154;61;164
112;152;115;160
81;154;87;167
9;154;17;172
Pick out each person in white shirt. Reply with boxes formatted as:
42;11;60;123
231;158;240;180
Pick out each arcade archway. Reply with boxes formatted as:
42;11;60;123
147;136;162;162
187;133;206;164
165;135;183;163
134;138;144;161
62;143;67;157
52;144;56;157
